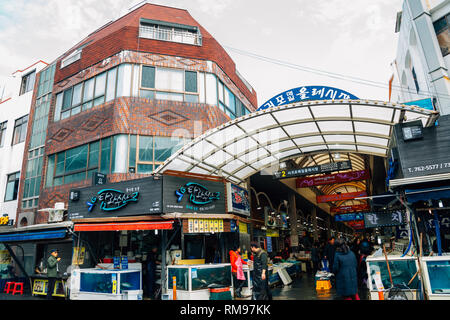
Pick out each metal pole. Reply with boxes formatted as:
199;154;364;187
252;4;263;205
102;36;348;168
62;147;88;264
161;229;168;295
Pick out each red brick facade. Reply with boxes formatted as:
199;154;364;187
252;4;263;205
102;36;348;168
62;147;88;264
17;3;258;224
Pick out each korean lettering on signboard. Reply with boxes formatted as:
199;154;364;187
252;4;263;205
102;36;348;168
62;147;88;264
68;177;162;219
363;210;406;228
274;161;352;180
257;86;359;111
163;175;226;214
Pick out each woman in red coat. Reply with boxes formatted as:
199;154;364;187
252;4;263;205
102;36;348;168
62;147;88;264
229;246;247;298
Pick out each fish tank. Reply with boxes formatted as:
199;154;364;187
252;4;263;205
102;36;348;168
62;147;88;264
421;256;450;300
166;264;232;300
71;268;142;300
366;256;419;299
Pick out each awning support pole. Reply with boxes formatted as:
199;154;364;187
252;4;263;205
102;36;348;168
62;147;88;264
433;210;442;256
4;244;31;290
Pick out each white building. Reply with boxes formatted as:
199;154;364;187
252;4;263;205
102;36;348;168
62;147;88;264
0;60;48;227
390;0;450;115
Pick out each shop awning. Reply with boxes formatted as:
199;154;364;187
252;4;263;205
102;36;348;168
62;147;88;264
74;221;174;232
405;186;450;203
0;229;67;242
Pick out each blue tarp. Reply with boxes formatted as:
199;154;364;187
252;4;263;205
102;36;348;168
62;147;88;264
0;229;67;242
405;187;450;203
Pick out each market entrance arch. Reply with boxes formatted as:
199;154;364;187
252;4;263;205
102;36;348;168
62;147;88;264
154;97;438;240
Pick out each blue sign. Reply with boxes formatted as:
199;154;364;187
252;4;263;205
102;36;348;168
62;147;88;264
86;189;139;212
402;98;434;111
257;86;359;111
121;256;128;270
113;257;120;269
266;236;273;253
335;212;364;222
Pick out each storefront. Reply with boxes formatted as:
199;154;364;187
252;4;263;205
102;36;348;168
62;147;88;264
0;221;73;298
67;176;179;300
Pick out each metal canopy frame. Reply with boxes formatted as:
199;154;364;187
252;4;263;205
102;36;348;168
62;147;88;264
155;100;438;185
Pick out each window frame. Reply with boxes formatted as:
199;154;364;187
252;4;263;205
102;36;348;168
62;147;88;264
0;121;7;147
12;114;29;145
4;171;20;202
19;70;36;95
139;65;199;103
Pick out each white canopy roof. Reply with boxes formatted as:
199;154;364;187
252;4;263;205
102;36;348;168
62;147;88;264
154;99;439;185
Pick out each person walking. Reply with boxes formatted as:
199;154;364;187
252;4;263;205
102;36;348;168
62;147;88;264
323;237;336;273
250;241;271;300
229;245;247;298
46;249;61;300
311;242;321;274
332;238;360;300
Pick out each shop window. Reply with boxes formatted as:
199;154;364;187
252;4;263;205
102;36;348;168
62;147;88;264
434;15;450;56
12;114;28;145
5;172;20;201
0;121;7;147
19;70;36;95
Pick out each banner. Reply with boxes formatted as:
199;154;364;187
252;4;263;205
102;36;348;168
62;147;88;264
331;204;370;214
334;212;365;222
274;160;351;179
296;170;370;188
363;210;406;228
317;191;367;203
346;220;365;230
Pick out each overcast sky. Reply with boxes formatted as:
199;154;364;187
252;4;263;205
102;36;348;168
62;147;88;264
0;0;404;105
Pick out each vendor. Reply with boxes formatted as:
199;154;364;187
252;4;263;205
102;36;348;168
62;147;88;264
146;245;160;299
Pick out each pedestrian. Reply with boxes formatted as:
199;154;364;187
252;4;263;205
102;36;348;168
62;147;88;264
333;238;360;300
323;237;336;273
46;249;61;300
229;245;247;298
350;238;361;263
311;241;321;274
146;245;160;299
250;241;272;300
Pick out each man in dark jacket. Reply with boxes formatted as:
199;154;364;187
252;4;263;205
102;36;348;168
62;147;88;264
333;238;360;300
146;246;160;299
250;241;271;300
47;249;60;300
324;237;336;272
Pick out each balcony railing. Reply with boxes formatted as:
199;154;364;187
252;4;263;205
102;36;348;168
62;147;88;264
139;25;202;46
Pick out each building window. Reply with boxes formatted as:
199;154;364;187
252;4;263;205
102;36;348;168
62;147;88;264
434;15;450;56
139;19;202;46
19;70;36;95
218;80;241;119
4;172;20;201
139;66;199;103
45;135;188;187
55;66;119;121
0;121;7;147
12;115;28;145
61;49;82;68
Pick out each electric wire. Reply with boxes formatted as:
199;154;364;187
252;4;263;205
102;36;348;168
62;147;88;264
224;45;450;101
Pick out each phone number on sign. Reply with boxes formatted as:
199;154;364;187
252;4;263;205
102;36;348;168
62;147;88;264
407;162;450;173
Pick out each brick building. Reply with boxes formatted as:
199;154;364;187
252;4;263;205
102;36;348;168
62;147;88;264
17;2;258;225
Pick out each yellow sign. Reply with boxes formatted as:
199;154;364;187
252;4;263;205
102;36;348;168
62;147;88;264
187;219;224;233
266;229;279;237
32;279;66;297
72;247;86;265
0;250;11;264
239;222;248;234
0;216;9;225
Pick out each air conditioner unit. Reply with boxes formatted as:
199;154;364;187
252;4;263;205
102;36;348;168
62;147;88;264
48;202;66;223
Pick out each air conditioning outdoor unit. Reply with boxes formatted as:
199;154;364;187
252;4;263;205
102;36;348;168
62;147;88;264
48;202;66;223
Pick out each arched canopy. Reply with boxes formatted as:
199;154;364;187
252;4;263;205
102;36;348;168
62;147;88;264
155;99;439;185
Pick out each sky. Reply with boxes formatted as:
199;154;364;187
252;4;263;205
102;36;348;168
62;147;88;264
0;0;405;106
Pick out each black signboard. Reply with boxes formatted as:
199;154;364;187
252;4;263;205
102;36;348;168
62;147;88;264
68;177;162;220
163;175;226;214
363;210;406;228
274;160;352;179
392;116;450;180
